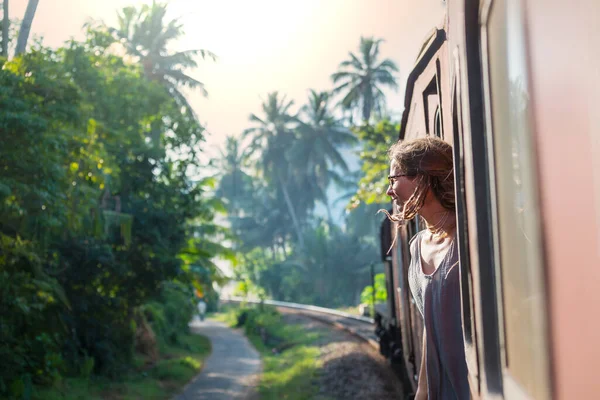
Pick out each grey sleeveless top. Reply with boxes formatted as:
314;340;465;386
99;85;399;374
408;230;470;400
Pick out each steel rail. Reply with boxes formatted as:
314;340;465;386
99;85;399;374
221;296;374;324
221;296;379;348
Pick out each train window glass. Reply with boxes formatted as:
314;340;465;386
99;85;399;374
422;77;438;134
434;107;442;138
484;0;550;398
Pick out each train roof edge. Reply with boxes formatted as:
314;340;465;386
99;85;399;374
398;28;447;141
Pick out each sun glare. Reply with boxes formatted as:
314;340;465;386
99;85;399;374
169;0;321;58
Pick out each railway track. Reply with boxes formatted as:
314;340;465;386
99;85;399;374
220;297;379;349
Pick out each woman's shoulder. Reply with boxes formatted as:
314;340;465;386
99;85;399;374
408;229;428;261
409;229;428;250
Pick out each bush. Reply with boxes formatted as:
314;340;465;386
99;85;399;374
0;236;67;397
234;305;286;348
152;356;200;380
144;282;195;346
57;238;137;378
360;273;387;306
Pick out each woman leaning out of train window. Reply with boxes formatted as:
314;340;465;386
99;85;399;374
383;137;470;400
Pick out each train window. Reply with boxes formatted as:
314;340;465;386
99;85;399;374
422;77;439;136
434;107;442;138
483;0;551;398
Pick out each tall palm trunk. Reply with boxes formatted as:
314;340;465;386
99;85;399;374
2;0;8;58
15;0;39;56
362;86;373;121
325;200;335;227
277;173;305;249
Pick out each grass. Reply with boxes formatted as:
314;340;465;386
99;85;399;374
31;334;211;400
216;305;325;400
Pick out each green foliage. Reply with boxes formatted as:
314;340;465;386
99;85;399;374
0;235;67;394
349;119;400;207
217;101;395;311
91;0;216;125
144;282;196;346
331;37;399;122
0;10;229;396
31;333;211;400
231;305;321;400
152;356;200;380
232;222;378;308
360;273;388;306
235;306;281;337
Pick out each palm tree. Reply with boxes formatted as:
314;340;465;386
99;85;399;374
243;92;305;247
14;0;39;56
291;90;358;222
214;136;252;214
2;0;9;57
331;37;399;122
105;1;215;116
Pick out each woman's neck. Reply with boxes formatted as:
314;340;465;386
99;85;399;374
419;203;456;236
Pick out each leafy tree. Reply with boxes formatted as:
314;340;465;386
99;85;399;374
214;135;253;215
349;119;399;207
243;92;305;247
360;273;388;315
0;27;229;393
291;90;357;222
97;1;215;123
258;222;378;307
331;37;399;122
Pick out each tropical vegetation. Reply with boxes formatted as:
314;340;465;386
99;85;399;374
218;304;323;400
1;0;400;397
331;36;399;123
1;2;222;398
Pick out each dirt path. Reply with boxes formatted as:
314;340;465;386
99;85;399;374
172;319;262;400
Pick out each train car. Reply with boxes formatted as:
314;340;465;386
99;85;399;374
376;0;600;399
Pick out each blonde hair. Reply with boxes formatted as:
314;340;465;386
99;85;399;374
380;136;455;232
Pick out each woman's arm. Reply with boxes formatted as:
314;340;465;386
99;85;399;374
415;327;428;400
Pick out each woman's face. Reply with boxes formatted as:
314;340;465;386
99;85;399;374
386;161;418;208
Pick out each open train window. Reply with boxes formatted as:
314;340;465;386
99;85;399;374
422;78;436;135
434;107;442;138
422;75;444;138
481;0;551;398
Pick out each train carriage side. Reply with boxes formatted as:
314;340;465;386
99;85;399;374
381;1;600;399
445;0;600;398
377;25;455;396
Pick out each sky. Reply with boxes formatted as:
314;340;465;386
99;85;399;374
11;0;446;154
